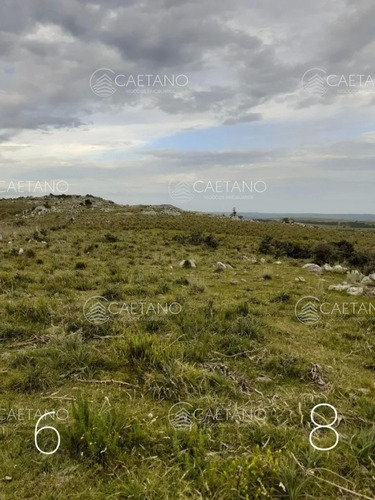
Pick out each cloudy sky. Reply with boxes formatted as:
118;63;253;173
0;0;374;213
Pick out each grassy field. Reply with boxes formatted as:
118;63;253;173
0;195;374;499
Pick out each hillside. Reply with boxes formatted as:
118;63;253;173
0;195;374;499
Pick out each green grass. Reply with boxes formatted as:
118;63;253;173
0;195;374;499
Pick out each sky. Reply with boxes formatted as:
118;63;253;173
0;0;374;213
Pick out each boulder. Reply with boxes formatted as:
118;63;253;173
274;261;282;265
323;263;333;271
333;265;347;273
347;286;364;296
18;248;24;255
302;263;322;274
328;283;350;291
179;259;196;269
361;276;372;284
369;273;375;282
216;262;227;270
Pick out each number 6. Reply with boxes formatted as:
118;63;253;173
34;411;61;455
309;403;339;451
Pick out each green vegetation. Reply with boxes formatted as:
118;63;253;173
0;195;374;499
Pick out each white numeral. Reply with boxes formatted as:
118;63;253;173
309;404;339;451
34;411;61;455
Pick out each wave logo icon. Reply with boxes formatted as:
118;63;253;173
168;181;194;204
90;68;116;97
168;402;193;430
83;296;110;325
295;296;321;325
301;68;327;96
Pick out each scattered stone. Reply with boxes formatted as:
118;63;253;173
260;258;265;263
34;205;49;214
323;263;333;271
333;264;347;273
302;263;322;274
18;248;24;255
257;376;272;383
216;262;227;270
295;276;306;282
179;259;196;269
361;276;372;284
328;283;350;291
274;261;282;265
347;286;364;296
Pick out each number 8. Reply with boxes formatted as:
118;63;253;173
309;404;339;451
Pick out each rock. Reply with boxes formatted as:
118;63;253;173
230;280;238;285
18;248;24;255
361;276;372;284
323;263;333;271
260;258;265;263
369;273;375;282
34;205;49;214
347;286;364;296
328;283;350;291
179;259;196;269
257;376;272;383
302;263;322;274
274;261;282;265
295;276;306;282
216;262;227;270
333;264;347;273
